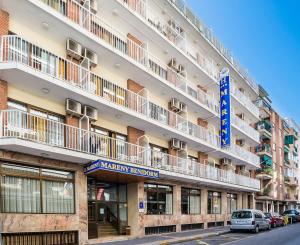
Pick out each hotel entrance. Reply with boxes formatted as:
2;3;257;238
87;178;128;239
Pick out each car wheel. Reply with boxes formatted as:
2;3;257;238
253;225;259;233
268;224;271;230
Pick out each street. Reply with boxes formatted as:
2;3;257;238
177;223;300;245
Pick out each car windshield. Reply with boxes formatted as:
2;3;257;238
283;210;294;214
232;211;252;219
264;213;271;218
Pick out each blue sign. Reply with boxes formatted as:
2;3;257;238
220;70;231;148
84;159;159;179
139;202;144;209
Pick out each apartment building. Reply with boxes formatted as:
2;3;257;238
0;0;261;244
255;87;300;213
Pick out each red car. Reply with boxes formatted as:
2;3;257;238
264;212;284;227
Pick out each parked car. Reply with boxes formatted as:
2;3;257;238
282;209;300;223
264;212;284;227
230;209;271;233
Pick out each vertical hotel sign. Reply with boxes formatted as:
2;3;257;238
220;68;231;148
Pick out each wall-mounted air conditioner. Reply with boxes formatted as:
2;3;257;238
66;99;82;116
170;138;180;150
66;38;82;60
83;48;98;67
179;141;187;151
168;58;178;70
237;113;245;120
90;0;98;13
169;98;180;112
83;105;98;121
220;158;232;165
179;102;187;113
236;139;245;147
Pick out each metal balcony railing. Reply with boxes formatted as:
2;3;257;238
0;34;259;167
167;0;259;95
231;84;259;118
255;144;272;155
37;0;220;115
231;114;259;142
0;109;260;190
257;120;272;133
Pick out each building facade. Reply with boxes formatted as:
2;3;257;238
255;87;300;213
0;0;293;244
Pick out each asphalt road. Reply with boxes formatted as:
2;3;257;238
177;223;300;245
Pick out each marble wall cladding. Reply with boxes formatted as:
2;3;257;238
0;150;88;245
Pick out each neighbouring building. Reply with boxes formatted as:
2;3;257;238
0;0;295;245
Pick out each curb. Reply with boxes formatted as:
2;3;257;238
159;230;230;245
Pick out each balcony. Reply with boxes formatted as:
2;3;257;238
255;144;272;158
0;109;260;191
284;176;299;187
0;35;260;168
231;85;259;120
256;120;272;139
165;0;259;95
231;114;260;144
255;98;271;119
256;167;273;180
18;0;220;119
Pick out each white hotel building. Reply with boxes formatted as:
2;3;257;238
0;0;261;244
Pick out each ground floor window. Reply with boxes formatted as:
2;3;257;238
227;193;237;214
144;183;173;215
207;191;221;214
181;188;201;214
0;162;75;214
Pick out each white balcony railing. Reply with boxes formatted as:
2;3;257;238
231;84;259;118
0;35;259;166
37;0;219;115
167;0;259;95
0;109;260;190
231;114;260;142
0;35;219;148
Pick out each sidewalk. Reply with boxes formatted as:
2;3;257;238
91;226;230;245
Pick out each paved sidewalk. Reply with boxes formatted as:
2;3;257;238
93;226;230;245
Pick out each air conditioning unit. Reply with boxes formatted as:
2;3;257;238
220;158;232;165
239;88;245;94
83;105;98;121
168;58;178;70
178;64;185;73
66;99;82;116
179;102;187;113
90;0;97;13
180;141;187;151
66;38;82;60
236;139;245;147
83;48;98;67
170;138;180;150
169;98;180;112
237;113;245;120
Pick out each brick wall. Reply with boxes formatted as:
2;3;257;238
0;9;9;36
127;126;144;144
197;118;208;129
198;151;208;164
0;80;8;110
127;79;144;93
66;115;79;127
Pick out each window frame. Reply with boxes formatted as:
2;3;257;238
227;193;237;214
0;161;75;214
181;187;201;215
207;191;222;214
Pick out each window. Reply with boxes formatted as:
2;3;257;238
207;191;221;214
144;184;173;215
181;188;201;214
150;144;168;167
0;162;75;214
227;193;237;214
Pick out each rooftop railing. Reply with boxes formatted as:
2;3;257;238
0;109;260;190
0;34;259;167
167;0;259;94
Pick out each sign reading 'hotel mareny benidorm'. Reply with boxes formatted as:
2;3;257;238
220;68;231;148
84;160;159;179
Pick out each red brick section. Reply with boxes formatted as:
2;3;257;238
127;79;144;93
66;115;79;127
198;151;208;164
197;117;208;129
0;9;9;36
65;115;80;149
0;80;8;110
127;126;144;145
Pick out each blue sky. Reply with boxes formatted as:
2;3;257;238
188;0;300;124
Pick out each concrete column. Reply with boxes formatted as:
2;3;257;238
201;189;208;229
242;194;248;209
237;194;243;209
173;184;181;232
222;191;227;214
127;181;144;237
250;194;256;209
